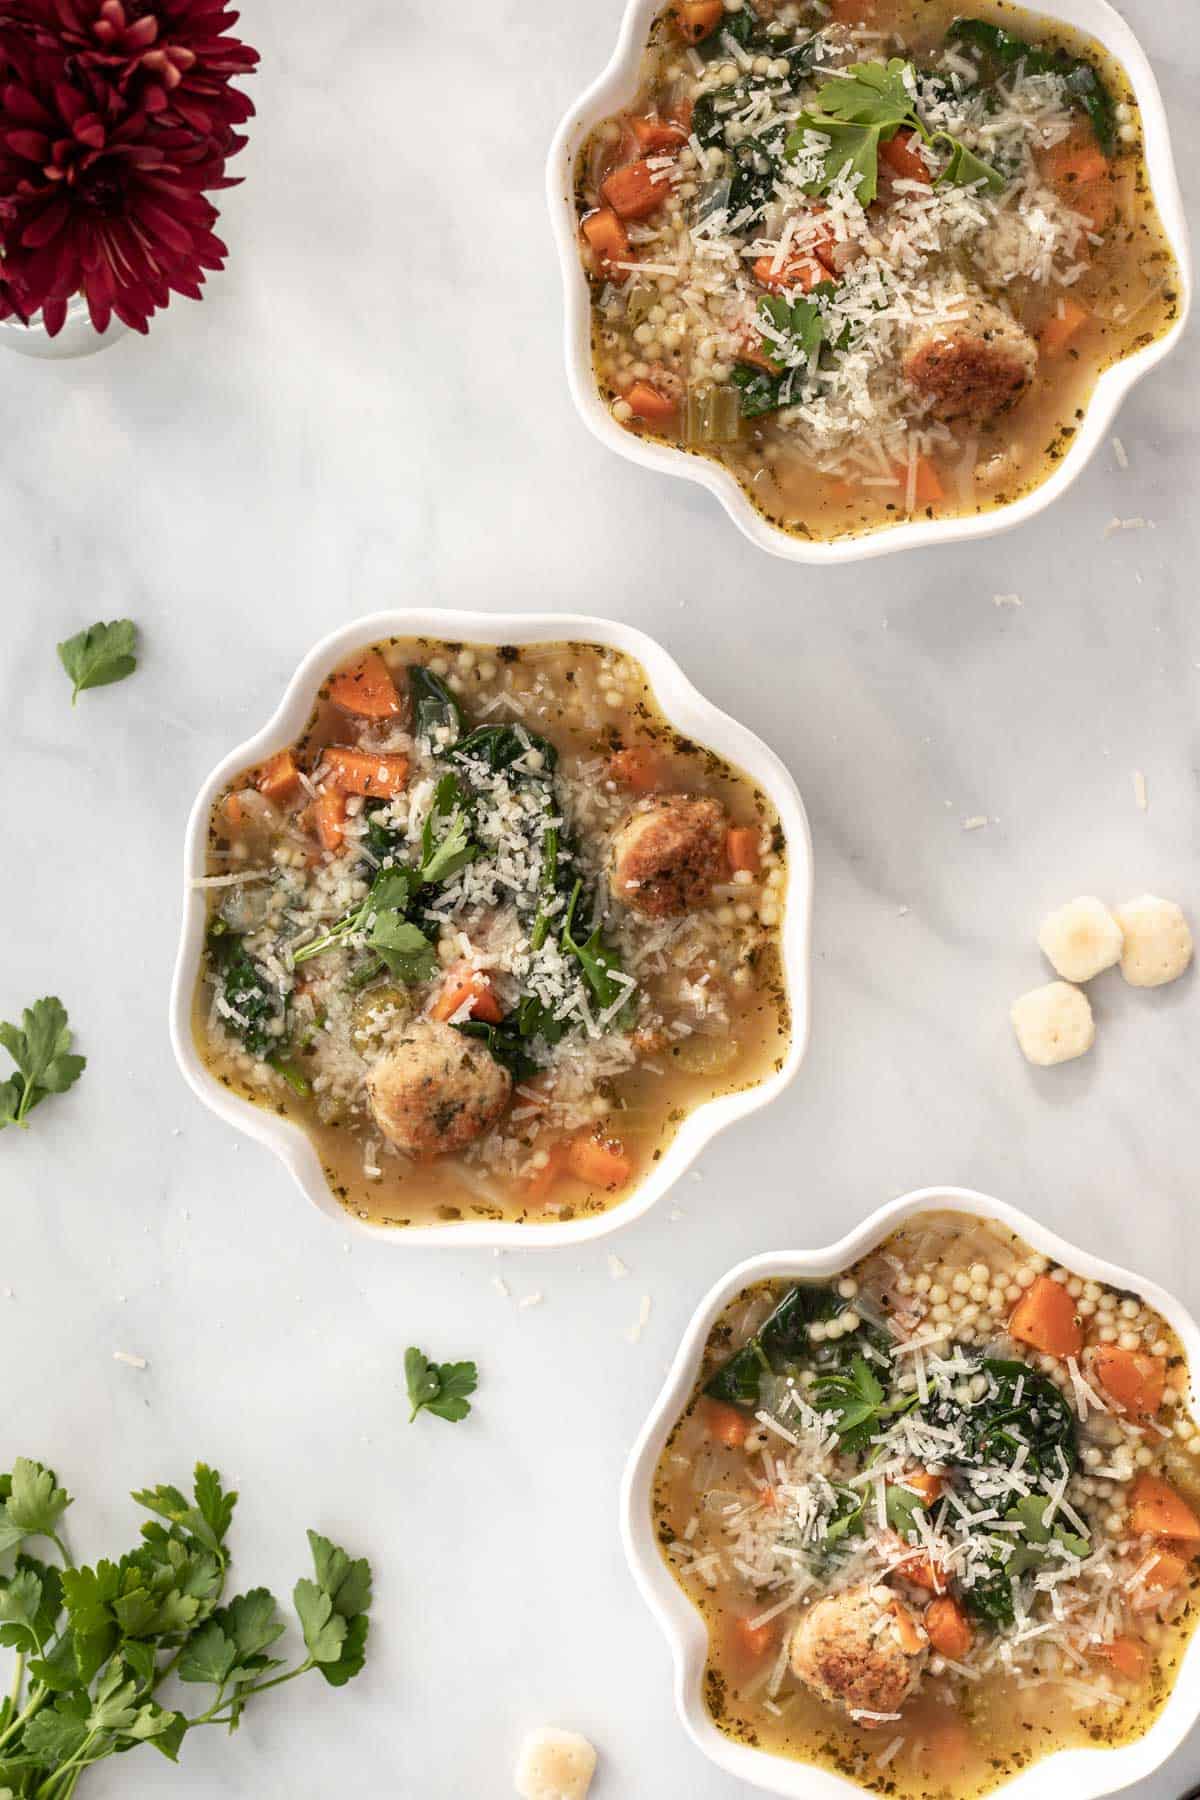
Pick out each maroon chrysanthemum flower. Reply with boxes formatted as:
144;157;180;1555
17;0;259;141
0;1;256;334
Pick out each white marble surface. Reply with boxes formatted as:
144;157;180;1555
1;0;1198;1794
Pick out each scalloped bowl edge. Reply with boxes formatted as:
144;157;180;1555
169;610;814;1248
621;1184;1200;1797
547;0;1193;566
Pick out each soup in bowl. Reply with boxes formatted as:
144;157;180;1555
173;615;810;1241
625;1191;1200;1797
558;0;1189;557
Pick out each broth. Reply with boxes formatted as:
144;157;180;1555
576;0;1181;543
193;638;791;1229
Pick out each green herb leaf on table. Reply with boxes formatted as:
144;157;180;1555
405;1348;478;1424
0;999;86;1133
57;620;138;705
0;1456;372;1792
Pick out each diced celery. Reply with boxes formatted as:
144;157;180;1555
624;284;657;326
685;381;742;446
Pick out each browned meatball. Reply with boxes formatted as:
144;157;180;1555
789;1585;927;1720
366;1020;511;1155
609;795;727;918
903;298;1037;424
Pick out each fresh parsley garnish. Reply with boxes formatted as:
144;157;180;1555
404;1349;478;1424
57;620;139;705
787;58;1003;204
0;997;86;1132
561;881;637;1025
418;774;478;887
0;1458;371;1790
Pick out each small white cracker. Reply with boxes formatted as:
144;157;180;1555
514;1727;597;1800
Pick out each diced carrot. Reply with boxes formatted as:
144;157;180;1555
730;1614;777;1662
889;1598;927;1657
898;1553;947;1594
1042;134;1111;192
1040;130;1115;230
566;1132;634;1191
430;970;503;1026
893;454;945;506
753;252;828;294
609;745;663;792
1007;1274;1083;1358
310;789;347;853
880;128;931;184
329;651;401;720
673;0;724;44
1092;1345;1166;1419
581;206;630;281
738;332;784;375
255;750;302;807
904;1470;944;1505
321;747;409;799
524;1141;569;1203
670;98;694;135
625;380;678;425
726;828;761;875
630;115;688;154
1094;1637;1147;1680
1141;1549;1191;1592
884;1532;947;1593
601;159;674;222
703;1399;750;1449
924;1594;973;1660
1040;297;1090;356
1129;1474;1200;1543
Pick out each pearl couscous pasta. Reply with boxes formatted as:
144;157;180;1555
575;0;1180;544
654;1209;1200;1797
193;638;790;1228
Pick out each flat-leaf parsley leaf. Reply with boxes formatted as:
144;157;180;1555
405;1348;478;1424
57;620;139;705
0;997;86;1133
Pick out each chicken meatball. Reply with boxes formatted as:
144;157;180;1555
366;1020;511;1155
902;298;1038;424
609;795;728;919
789;1584;927;1720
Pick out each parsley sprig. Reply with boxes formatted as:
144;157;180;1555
405;1349;478;1424
56;621;138;706
0;998;86;1132
787;59;1003;204
0;1459;371;1794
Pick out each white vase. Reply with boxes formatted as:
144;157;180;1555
0;293;127;359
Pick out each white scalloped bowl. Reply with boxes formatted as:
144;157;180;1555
622;1185;1200;1796
170;610;813;1247
548;0;1193;565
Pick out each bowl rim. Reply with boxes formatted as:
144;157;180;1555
546;0;1195;566
620;1184;1200;1798
168;609;814;1248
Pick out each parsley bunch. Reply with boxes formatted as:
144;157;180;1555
0;1460;371;1796
787;59;1003;204
0;1000;86;1133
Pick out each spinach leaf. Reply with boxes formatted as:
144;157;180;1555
730;362;793;419
408;665;464;743
450;725;558;778
207;929;283;1060
704;1285;842;1410
946;19;1115;153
